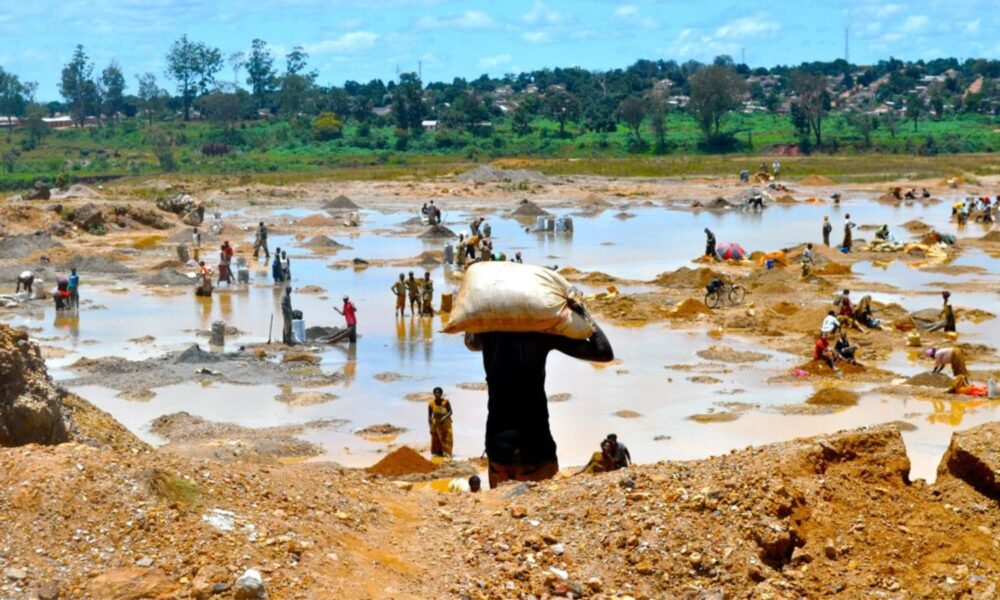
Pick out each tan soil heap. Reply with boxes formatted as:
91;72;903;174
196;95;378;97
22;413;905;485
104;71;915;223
323;195;360;210
511;199;550;217
800;174;835;185
367;446;437;477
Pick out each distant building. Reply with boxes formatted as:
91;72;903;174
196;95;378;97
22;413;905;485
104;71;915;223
0;116;21;128
371;106;392;117
421;120;438;131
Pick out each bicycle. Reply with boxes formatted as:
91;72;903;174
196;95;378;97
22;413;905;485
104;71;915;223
704;280;746;309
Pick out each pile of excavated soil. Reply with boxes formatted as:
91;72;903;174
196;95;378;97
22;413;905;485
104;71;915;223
33;250;134;275
800;174;835;185
773;194;797;203
511;200;550;217
588;293;669;324
806;387;860;406
298;214;339;227
418;224;455;239
670;298;712;319
274;391;336;406
458;165;547;184
0;233;62;260
697;345;769;363
767;301;801;316
304;236;350;249
580;271;618;285
777;305;833;334
814;261;852;276
366;446;437;477
902;219;931;232
980;230;1000;243
904;371;953;388
323;195;360;210
141;268;193;286
650;267;723;289
355;424;407;437
580;193;612;207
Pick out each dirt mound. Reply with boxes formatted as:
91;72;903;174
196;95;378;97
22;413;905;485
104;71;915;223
356;424;407;438
651;267;723;289
800;174;835;185
323;195;360;210
49;253;133;274
580;271;617;285
366;446;437;477
697;345;769;363
141;268;193;286
458;165;547;184
172;344;223;364
511;199;550;217
580;194;612;207
418;224;456;238
980;230;1000;243
814;261;852;276
773;194;797;204
0;233;62;260
304;236;350;250
902;219;931;233
767;301;801;316
0;324;144;451
670;298;712;319
298;214;339;227
903;371;953;388
806;387;860;406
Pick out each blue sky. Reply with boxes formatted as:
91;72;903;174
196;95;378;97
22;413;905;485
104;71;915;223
2;0;997;101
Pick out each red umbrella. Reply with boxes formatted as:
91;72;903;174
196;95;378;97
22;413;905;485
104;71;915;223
716;242;746;260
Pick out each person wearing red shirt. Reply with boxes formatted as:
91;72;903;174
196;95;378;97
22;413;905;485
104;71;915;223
813;333;837;370
335;295;358;343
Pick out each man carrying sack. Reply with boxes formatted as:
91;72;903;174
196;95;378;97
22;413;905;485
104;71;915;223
451;262;614;488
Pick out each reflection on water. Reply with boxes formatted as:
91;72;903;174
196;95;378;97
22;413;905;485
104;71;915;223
4;197;998;482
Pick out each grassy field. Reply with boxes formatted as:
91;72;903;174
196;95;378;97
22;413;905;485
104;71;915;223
1;111;997;190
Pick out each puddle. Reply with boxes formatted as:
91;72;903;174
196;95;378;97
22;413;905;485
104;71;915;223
5;197;998;481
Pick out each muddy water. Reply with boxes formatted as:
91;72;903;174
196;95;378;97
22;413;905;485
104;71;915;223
6;196;999;482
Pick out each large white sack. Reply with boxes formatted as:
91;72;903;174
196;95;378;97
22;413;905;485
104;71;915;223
443;262;594;339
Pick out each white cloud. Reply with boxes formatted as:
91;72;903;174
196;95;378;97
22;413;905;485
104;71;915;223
615;5;638;18
613;4;657;29
305;31;378;55
965;18;981;33
417;10;496;30
900;15;928;32
477;53;511;69
522;2;562;25
715;17;779;39
522;31;552;44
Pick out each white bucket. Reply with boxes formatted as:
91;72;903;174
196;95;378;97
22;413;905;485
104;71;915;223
291;319;305;344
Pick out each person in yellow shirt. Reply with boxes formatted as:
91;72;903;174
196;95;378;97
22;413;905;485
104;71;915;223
390;273;407;317
427;387;453;458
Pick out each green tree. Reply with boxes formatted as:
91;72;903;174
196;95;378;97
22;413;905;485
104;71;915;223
313;112;343;140
790;70;830;146
199;91;245;130
906;93;923;131
245;39;276;110
24;103;49;146
647;96;669;152
512;100;535;136
846;112;877;147
687;65;745;139
100;60;127;125
616;96;645;144
391;73;426;133
279;47;316;117
543;89;581;137
136;72;166;127
165;35;223;121
0;67;36;137
59;44;95;126
881;111;899;140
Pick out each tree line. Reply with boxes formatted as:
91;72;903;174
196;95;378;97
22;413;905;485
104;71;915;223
1;38;998;155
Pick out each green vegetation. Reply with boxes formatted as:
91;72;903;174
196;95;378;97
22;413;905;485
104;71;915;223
1;42;998;190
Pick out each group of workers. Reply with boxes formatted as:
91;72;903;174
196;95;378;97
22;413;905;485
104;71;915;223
421;202;442;225
280;286;358;346
15;268;80;310
391;272;436;317
953;196;998;225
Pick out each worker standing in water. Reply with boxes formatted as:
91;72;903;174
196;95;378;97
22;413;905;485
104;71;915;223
704;228;717;260
391;273;407;317
464;305;614;488
421;272;434;316
822;216;832;246
68;268;80;309
427;387;454;459
406;271;421;315
253;221;270;260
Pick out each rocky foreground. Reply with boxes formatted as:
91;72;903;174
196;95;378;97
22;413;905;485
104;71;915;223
1;323;999;599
